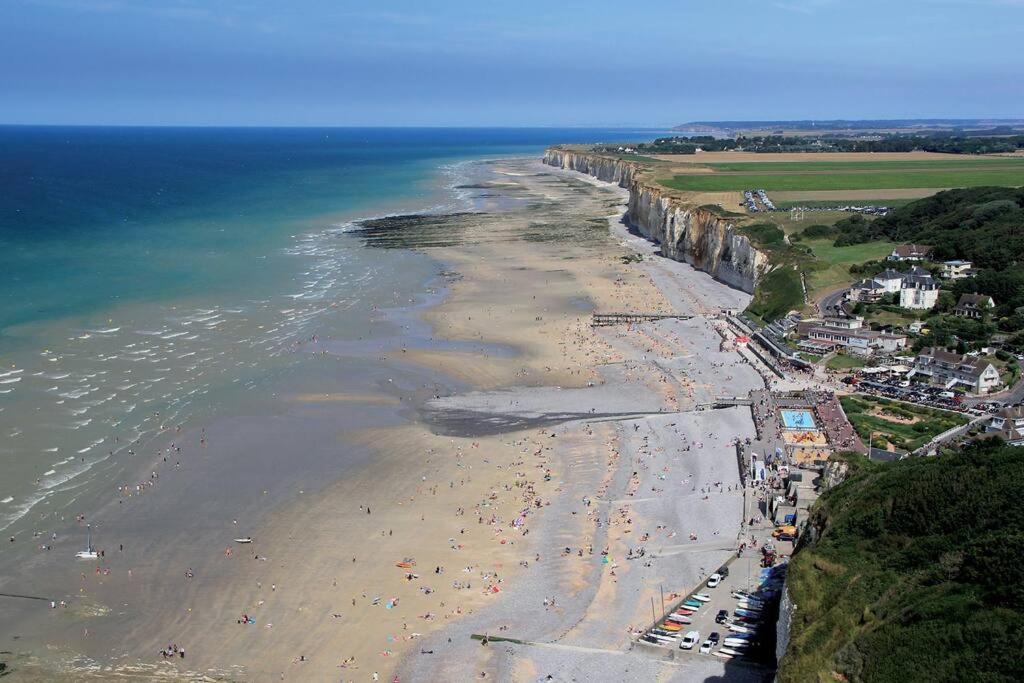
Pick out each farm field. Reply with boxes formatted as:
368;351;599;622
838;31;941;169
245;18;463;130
650;151;970;163
659;167;1024;192
653;153;1024;194
687;157;1024;172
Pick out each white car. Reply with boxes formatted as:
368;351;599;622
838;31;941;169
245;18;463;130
707;573;722;588
680;630;700;650
699;640;714;654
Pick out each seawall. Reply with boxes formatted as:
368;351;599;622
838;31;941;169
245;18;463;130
542;148;769;293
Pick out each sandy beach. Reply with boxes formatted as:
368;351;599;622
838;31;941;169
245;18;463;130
2;158;769;682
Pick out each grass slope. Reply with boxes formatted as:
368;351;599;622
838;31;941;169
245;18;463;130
780;442;1024;683
737;223;805;323
802;238;897;295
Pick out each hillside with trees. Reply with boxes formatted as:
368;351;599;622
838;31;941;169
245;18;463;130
779;442;1024;683
831;188;1024;336
832;187;1024;268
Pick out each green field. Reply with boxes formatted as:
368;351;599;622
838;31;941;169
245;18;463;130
696;158;1024;173
825;354;868;370
660;168;1024;192
802;238;897;294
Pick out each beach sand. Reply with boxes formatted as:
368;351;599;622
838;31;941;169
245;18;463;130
2;158;768;682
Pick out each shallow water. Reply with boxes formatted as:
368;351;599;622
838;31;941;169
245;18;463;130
0;127;660;535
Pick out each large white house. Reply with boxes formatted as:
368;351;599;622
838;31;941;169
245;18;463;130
899;269;940;310
910;347;1002;394
874;269;905;293
848;266;939;310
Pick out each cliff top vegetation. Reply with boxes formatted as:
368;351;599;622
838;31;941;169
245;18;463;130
780;440;1024;683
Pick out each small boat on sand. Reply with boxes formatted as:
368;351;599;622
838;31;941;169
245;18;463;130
234;537;253;544
75;527;98;560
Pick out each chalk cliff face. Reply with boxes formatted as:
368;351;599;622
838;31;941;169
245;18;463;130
542;149;769;293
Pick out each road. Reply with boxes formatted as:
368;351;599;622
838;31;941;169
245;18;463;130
818;287;849;316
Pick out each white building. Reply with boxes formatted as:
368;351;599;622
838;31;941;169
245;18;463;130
987;406;1024;446
887;244;933;262
941;260;973;280
899;269;939;310
911;348;1002;394
848;267;939;310
874;269;905;294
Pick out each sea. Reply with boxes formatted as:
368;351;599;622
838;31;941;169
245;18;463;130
0;126;659;537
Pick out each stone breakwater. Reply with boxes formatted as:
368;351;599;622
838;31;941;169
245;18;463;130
542;148;769;293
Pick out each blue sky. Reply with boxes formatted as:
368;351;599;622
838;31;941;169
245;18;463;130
1;0;1022;126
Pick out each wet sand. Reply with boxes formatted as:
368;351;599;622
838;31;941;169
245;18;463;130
1;158;767;682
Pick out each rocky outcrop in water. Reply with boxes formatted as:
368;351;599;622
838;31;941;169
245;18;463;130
542;148;769;293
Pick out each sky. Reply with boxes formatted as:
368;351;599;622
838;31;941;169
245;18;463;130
1;0;1022;126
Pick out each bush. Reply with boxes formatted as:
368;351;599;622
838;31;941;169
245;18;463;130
746;266;803;322
801;223;838;239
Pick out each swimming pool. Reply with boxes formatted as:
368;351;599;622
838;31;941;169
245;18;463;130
780;409;817;430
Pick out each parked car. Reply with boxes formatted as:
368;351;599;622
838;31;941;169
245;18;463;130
680;631;701;650
707;573;722;588
709;632;721;644
699;640;713;654
715;609;729;624
717;565;730;578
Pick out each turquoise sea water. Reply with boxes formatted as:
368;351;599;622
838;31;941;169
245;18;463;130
0;126;659;531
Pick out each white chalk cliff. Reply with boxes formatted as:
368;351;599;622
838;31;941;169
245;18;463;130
543;149;769;293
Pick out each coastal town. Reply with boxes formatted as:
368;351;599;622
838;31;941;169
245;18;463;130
2;0;1021;679
524;146;1024;681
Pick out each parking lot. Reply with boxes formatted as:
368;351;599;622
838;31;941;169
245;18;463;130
852;375;984;415
638;485;795;663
